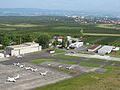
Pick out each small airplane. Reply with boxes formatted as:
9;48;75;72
25;67;31;70
40;71;48;76
31;68;38;72
48;64;51;66
58;65;63;68
13;62;20;66
7;74;20;82
19;64;25;68
7;77;16;82
66;66;73;70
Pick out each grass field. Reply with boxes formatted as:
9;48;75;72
55;54;80;59
55;49;66;53
80;62;100;67
31;59;54;64
35;66;120;90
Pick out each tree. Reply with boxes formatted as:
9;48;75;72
1;35;10;47
37;34;50;49
62;37;67;48
80;29;84;41
80;28;84;37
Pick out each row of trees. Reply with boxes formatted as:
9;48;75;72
0;33;50;49
0;29;84;49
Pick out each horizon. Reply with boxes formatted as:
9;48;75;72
0;0;120;13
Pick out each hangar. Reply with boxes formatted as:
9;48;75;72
5;42;42;56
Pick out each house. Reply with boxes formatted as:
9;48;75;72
97;46;114;55
88;45;102;52
5;42;42;56
69;42;83;48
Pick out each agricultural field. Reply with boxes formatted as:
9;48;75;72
0;16;120;35
83;36;120;46
97;24;120;30
0;16;120;47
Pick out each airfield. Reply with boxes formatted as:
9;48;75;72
0;51;109;90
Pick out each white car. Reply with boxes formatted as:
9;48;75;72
17;55;22;58
6;55;10;58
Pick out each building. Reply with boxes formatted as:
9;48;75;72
67;36;80;44
0;53;4;58
98;46;114;55
112;47;120;51
53;36;64;42
5;42;42;56
88;45;102;52
69;42;83;48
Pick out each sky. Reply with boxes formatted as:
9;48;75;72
0;0;120;12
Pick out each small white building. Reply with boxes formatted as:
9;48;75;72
98;46;114;55
5;42;42;56
69;42;83;48
0;53;4;58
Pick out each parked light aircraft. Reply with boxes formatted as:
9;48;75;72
31;68;38;72
66;66;73;70
7;74;20;82
40;71;48;76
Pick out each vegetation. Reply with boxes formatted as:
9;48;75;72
55;54;80;59
0;16;120;48
32;59;54;64
37;34;50;49
60;60;77;65
80;62;100;67
35;66;120;90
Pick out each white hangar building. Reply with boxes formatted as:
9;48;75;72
5;42;42;56
98;46;114;55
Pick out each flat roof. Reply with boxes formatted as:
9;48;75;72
88;45;101;50
6;42;39;50
98;46;115;54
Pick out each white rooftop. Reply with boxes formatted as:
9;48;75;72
6;42;39;50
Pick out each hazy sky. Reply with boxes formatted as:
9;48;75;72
0;0;120;12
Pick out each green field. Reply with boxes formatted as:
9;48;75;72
0;16;120;47
35;66;120;90
97;24;120;30
31;59;54;64
80;62;100;67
